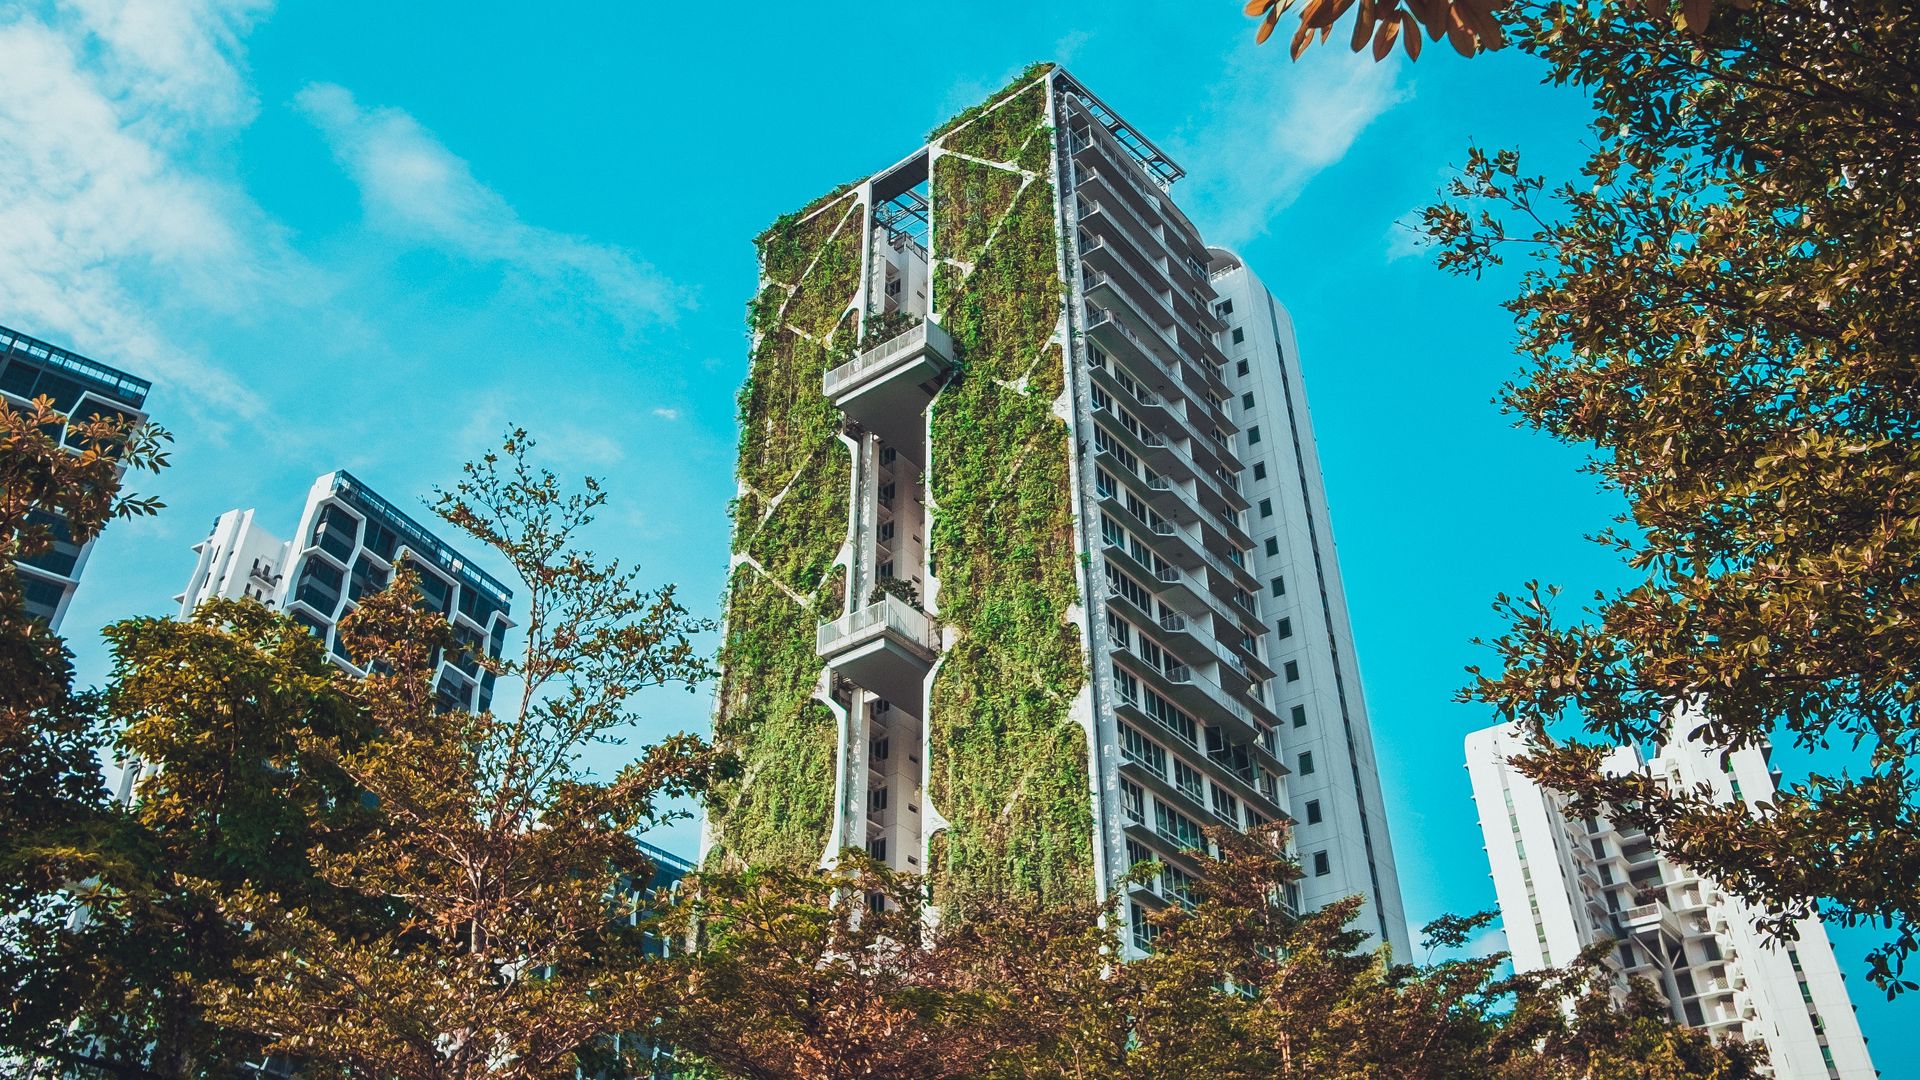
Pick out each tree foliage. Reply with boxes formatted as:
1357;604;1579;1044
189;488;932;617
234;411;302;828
661;827;1760;1079
1391;0;1920;993
204;430;722;1079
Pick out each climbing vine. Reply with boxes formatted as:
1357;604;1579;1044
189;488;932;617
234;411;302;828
709;195;862;870
925;67;1096;916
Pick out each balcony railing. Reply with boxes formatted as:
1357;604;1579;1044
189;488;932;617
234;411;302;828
817;595;940;659
822;322;954;400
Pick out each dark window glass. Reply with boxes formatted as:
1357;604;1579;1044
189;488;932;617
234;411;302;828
1270;577;1286;597
1241;392;1254;409
1259;499;1273;518
1247;425;1261;445
1313;851;1330;876
1291;704;1307;728
1235;358;1249;377
1264;537;1279;557
1216;299;1234;316
1285;660;1301;682
1277;617;1293;639
1306;800;1322;825
1231;327;1245;344
1299;751;1315;775
312;504;360;562
1253;462;1267;480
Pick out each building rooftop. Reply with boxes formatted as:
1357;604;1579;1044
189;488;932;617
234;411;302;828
0;323;151;409
328;470;515;607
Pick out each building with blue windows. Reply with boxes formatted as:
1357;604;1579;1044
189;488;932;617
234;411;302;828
176;470;513;712
0;323;152;629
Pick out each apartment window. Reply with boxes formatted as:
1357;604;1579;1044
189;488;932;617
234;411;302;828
1096;468;1116;498
1231;327;1246;344
869;787;889;811
1248;425;1262;444
1121;778;1146;823
1313;850;1330;876
1112;663;1140;706
1306;799;1323;825
878;482;896;506
1241;392;1254;410
1299;751;1315;775
1264;537;1279;558
1277;616;1293;639
1120;724;1167;776
1285;661;1301;682
1291;704;1307;728
868;836;888;861
878;521;895;541
877;560;894;578
1211;787;1241;825
1270;577;1287;597
880;446;898;464
1235;358;1250;377
1216;299;1234;317
1174;759;1205;803
1253;462;1267;480
871;737;890;760
1259;499;1274;518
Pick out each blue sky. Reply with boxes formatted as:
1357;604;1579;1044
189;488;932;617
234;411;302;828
5;0;1905;1065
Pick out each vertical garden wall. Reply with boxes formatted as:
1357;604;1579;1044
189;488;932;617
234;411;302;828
707;192;862;870
925;65;1097;916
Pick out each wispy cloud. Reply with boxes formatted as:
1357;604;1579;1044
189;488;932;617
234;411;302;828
1175;46;1409;247
0;1;272;418
1384;206;1430;263
295;83;685;328
650;406;680;421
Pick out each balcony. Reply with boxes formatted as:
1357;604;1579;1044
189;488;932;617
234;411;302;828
1621;901;1685;944
817;595;941;705
822;322;955;448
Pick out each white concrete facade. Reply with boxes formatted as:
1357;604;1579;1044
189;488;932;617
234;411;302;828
1207;253;1408;954
174;471;514;715
1466;717;1876;1078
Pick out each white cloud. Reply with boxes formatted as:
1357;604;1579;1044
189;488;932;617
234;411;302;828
457;388;628;470
1175;45;1409;247
295;83;684;327
650;406;680;422
0;2;273;418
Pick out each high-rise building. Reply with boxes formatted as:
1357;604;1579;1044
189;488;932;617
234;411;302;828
706;63;1407;955
0;324;153;629
1466;717;1876;1078
175;470;513;713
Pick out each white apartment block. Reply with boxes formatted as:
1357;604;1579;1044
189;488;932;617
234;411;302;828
1207;252;1407;952
176;470;513;714
1466;718;1876;1079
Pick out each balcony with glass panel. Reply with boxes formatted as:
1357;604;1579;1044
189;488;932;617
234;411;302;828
817;594;941;705
821;322;954;447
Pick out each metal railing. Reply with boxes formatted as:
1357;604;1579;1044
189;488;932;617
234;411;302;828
817;595;940;656
0;325;152;406
822;321;952;398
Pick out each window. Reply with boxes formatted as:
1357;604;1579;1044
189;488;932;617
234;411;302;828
1241;392;1254;409
1231;327;1245;344
1253;462;1267;480
880;446;898;464
1120;724;1167;776
1112;662;1140;706
1211;786;1241;825
870;787;889;811
1271;575;1286;596
868;836;888;860
1313;850;1331;876
1285;660;1301;682
1264;537;1280;558
1174;759;1205;803
1305;800;1322;825
1259;499;1274;518
872;736;890;760
1291;704;1307;728
1216;299;1234;316
1248;425;1262;445
1121;778;1146;823
1299;751;1315;775
1096;468;1116;498
878;521;895;541
879;482;896;505
1277;617;1293;639
1155;801;1206;850
1235;358;1250;377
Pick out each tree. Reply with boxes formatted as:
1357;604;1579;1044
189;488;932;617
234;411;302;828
1381;0;1920;993
206;430;723;1079
0;393;169;1070
42;601;380;1077
1240;0;1745;61
660;828;1758;1079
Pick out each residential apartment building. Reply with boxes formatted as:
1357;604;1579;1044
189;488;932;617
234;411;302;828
1466;718;1876;1078
708;63;1407;957
0;324;152;629
175;470;513;713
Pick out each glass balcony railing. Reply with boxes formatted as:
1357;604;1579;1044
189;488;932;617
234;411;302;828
822;322;954;399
